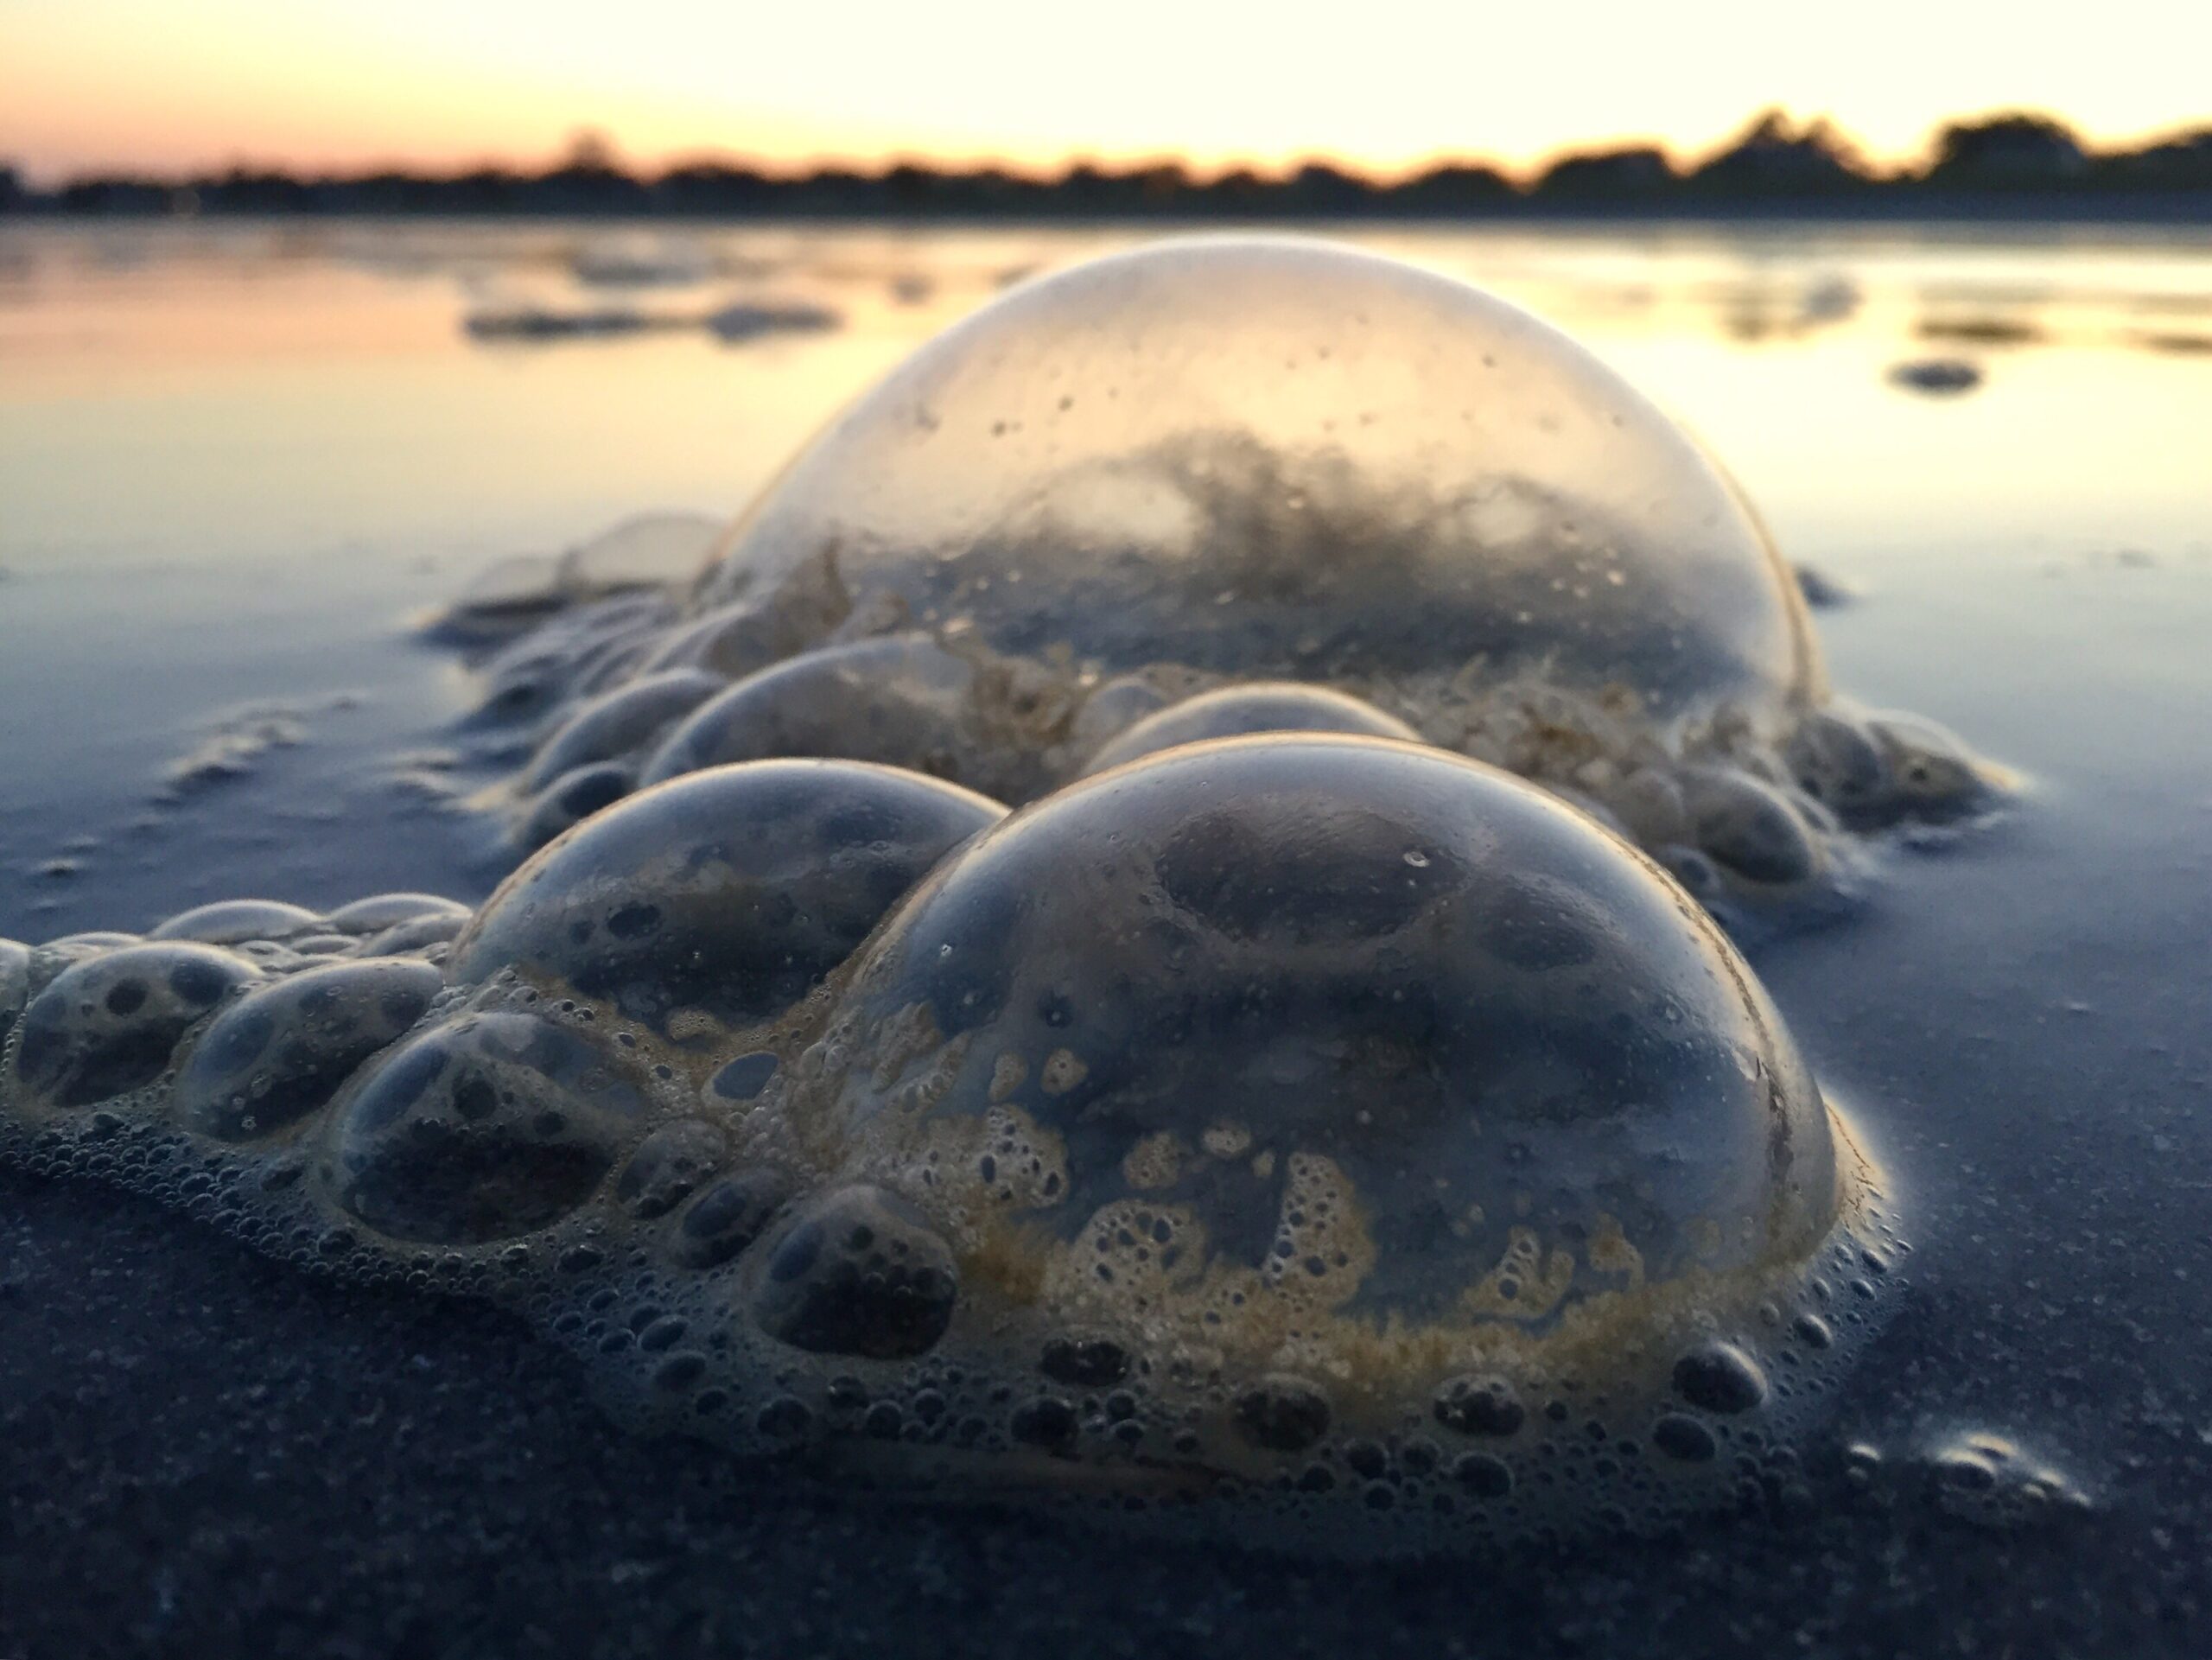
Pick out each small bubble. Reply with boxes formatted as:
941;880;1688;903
1672;1343;1769;1415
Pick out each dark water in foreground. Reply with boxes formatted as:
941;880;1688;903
1;220;2209;1656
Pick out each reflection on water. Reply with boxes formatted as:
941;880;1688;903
3;220;2210;579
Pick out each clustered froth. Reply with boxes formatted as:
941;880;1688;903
3;740;1906;1554
2;239;2003;1555
437;240;1999;934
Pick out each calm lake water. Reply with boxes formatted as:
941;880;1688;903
2;219;2209;1657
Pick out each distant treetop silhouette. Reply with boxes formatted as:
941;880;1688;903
8;109;2209;220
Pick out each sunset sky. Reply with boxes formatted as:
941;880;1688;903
4;0;2209;185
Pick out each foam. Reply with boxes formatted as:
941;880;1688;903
1081;683;1422;774
441;240;1999;915
0;741;1905;1554
448;760;1006;1036
0;239;1996;1555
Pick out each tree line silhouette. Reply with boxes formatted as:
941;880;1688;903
5;111;2209;220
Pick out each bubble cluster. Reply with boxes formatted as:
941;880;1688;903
449;238;1999;909
1839;1431;2091;1530
3;236;2000;1555
0;739;1906;1554
1918;1431;2090;1528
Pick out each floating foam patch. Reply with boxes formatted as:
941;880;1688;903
0;743;1909;1555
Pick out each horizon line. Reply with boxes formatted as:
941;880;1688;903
10;105;2212;194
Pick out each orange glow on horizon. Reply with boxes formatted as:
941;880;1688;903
3;1;2209;188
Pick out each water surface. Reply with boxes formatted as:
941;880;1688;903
2;219;2209;1656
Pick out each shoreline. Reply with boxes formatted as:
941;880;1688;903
11;195;2212;228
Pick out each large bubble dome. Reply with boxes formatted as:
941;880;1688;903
703;238;1815;709
454;238;1996;909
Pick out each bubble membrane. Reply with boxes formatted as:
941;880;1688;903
0;742;1905;1555
449;238;2000;915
